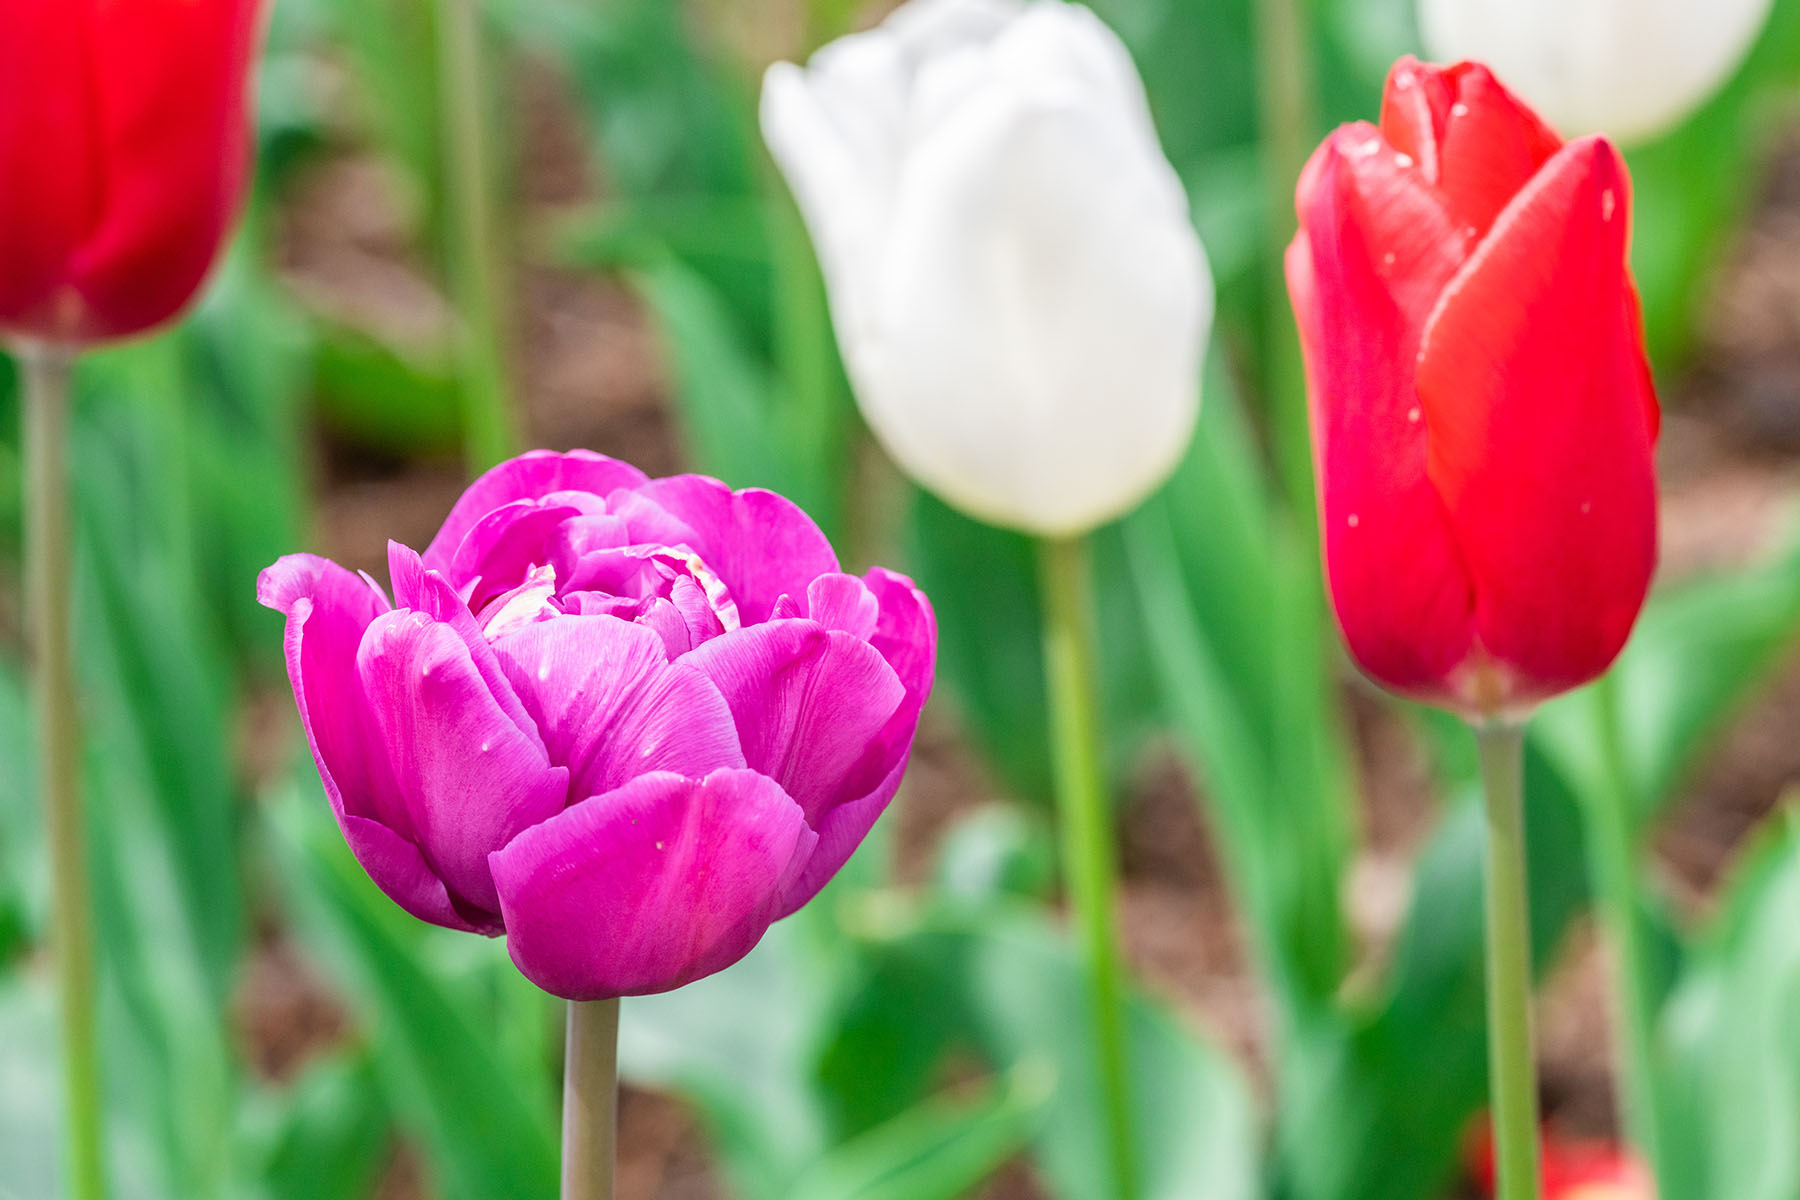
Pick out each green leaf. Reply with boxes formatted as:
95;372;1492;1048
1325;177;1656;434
266;773;558;1200
1661;809;1800;1200
243;1053;394;1200
787;1063;1051;1200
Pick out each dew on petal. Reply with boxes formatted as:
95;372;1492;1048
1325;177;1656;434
1407;406;1421;423
1347;514;1360;528
1394;152;1413;168
1450;101;1469;118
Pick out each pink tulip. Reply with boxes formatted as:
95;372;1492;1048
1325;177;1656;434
260;451;936;999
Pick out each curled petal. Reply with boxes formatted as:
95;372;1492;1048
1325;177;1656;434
422;450;647;576
683;620;906;829
358;610;570;920
1289;137;1476;700
611;475;840;625
777;568;934;915
258;555;478;931
492;615;745;804
491;769;815;999
1416;136;1658;701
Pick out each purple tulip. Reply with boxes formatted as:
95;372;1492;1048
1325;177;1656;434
259;451;936;1000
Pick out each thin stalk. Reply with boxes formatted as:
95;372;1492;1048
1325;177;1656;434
1037;535;1136;1200
1476;724;1541;1200
22;346;107;1200
1589;674;1664;1185
1253;0;1318;521
561;998;620;1200
437;0;520;472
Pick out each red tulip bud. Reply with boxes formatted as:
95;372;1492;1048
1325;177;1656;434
1288;57;1659;719
0;0;264;346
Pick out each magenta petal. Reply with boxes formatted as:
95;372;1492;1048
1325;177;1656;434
682;620;904;828
805;573;880;640
422;450;648;574
776;569;936;916
490;768;815;999
612;476;839;624
491;615;745;802
357;610;570;919
258;555;478;932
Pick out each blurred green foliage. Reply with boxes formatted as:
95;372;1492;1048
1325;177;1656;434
3;1;1800;1198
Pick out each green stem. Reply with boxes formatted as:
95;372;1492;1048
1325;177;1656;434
1476;724;1541;1200
1253;0;1318;522
437;0;520;472
1037;535;1136;1200
1589;675;1664;1184
22;346;107;1200
560;998;620;1200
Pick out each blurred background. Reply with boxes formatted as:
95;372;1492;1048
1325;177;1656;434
4;0;1800;1197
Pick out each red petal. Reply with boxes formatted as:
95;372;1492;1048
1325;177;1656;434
1289;131;1477;700
1416;137;1658;702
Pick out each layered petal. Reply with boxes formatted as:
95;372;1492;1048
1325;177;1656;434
422;450;647;576
491;769;815;999
682;620;906;829
612;476;840;624
491;615;744;803
257;555;478;932
1415;136;1658;701
1289;130;1477;700
357;610;570;920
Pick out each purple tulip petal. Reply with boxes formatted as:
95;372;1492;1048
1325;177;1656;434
682;620;904;828
611;475;839;624
805;573;880;640
775;570;935;915
258;555;481;932
423;450;647;574
358;610;571;918
492;615;745;803
490;768;815;999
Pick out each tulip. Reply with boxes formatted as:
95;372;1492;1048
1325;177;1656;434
1290;57;1662;1200
0;0;262;346
1473;1128;1655;1200
1418;0;1773;145
761;0;1211;537
1288;56;1659;721
261;450;935;999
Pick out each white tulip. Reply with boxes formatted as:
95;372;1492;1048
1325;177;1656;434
761;0;1211;536
1418;0;1774;144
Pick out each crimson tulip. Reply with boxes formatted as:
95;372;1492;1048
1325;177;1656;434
1288;56;1659;718
0;0;263;345
1472;1128;1655;1200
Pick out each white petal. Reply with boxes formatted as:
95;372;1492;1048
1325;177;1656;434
1419;0;1774;144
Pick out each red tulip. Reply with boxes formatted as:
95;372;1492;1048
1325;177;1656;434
0;0;263;346
1287;57;1659;718
1471;1127;1655;1199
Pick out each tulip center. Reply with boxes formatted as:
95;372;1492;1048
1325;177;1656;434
475;538;741;652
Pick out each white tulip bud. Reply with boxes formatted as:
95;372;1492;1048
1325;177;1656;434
762;0;1212;536
1418;0;1774;145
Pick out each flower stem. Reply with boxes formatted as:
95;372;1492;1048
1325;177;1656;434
561;998;620;1200
1253;0;1318;521
1476;723;1541;1200
437;0;520;473
1037;535;1136;1200
1588;674;1664;1186
22;346;107;1200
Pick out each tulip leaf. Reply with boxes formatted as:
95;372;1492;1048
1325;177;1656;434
1125;352;1353;1016
1659;807;1800;1200
785;1063;1050;1200
242;1052;395;1200
266;773;559;1200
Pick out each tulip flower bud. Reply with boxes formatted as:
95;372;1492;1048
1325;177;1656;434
1418;0;1773;144
1472;1127;1654;1200
0;0;263;346
260;451;936;999
761;0;1212;536
1288;58;1659;719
